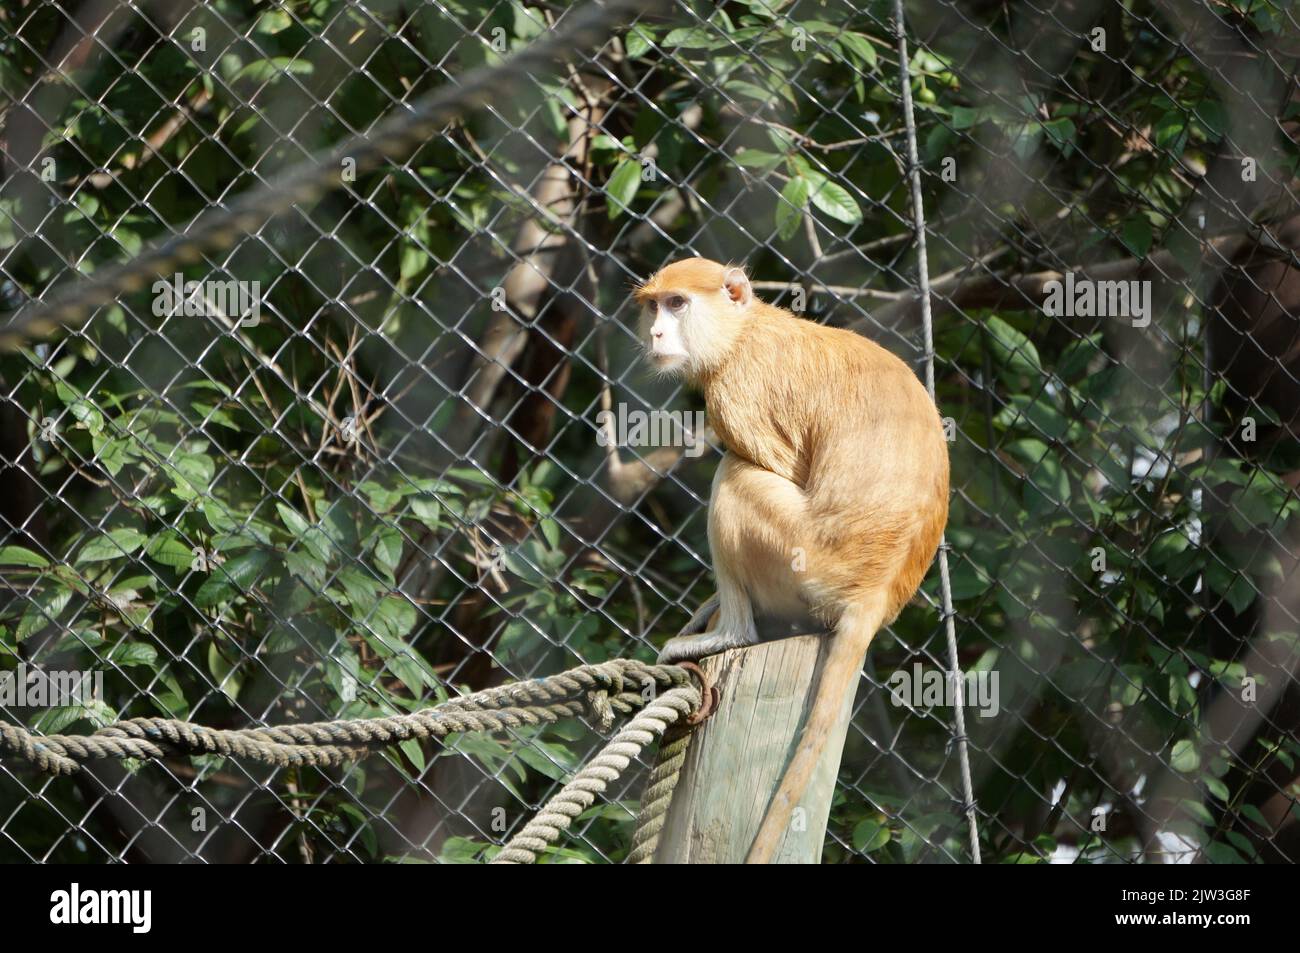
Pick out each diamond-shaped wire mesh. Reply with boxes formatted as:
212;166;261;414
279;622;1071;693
0;0;1297;863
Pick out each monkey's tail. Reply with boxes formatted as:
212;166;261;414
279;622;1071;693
745;598;886;864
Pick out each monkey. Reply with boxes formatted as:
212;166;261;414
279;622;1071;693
634;257;949;863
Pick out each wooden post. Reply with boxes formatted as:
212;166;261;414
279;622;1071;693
651;634;855;863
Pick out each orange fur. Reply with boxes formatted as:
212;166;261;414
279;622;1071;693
636;257;949;862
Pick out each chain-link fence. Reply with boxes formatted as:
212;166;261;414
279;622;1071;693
0;0;1297;863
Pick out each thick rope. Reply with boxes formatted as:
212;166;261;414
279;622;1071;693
627;725;692;863
0;659;691;776
892;0;982;864
0;0;663;350
492;684;700;864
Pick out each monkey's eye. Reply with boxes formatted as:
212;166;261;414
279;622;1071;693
665;294;687;312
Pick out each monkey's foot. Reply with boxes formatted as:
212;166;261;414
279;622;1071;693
657;626;758;664
677;596;720;637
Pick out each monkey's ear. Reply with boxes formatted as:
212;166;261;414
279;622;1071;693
722;267;752;307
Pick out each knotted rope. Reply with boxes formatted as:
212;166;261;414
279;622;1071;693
493;683;700;864
627;724;693;864
0;659;690;776
2;658;708;864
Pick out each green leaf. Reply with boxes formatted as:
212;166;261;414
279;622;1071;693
218;549;271;589
994;392;1070;441
732;148;784;170
950;106;985;130
364;633;428;695
1056;333;1104;380
723;79;790;107
337;566;382;616
1181;799;1215;825
195;550;269;607
1171;739;1200;773
605;158;641;219
0;545;48;568
1005;438;1070;509
284;550;326;588
373;527;404;576
107;641;158;668
17;585;74;641
1230;478;1290;528
662;27;723;49
624;25;655;58
171;453;215;500
254;7;293;34
47;628;103;655
276;502;311;536
76;528;147;564
1147;530;1191;566
32;701;117;733
67;399;104;433
445;468;495;489
400;243;427;283
145;533;195;569
232;56;314;83
208;642;243;701
320;502;359;551
1202;841;1246;864
1239;804;1270;829
410;497;442;530
984;315;1042;377
1224;830;1259;859
1041;117;1076;150
30;706;87;734
947;560;993;599
197;503;269;547
1193;100;1227;140
776;176;809;240
1205;563;1258;615
1121;216;1154;257
839;32;877;69
806;176;863;225
90;434;131;477
1153;111;1188;152
399;738;426;774
1204;777;1230;803
851;819;891;852
515;743;572;782
194;575;234;608
372;595;418;642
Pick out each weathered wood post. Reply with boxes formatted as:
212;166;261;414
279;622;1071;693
650;634;855;863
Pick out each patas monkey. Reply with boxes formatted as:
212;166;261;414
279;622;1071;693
635;258;948;863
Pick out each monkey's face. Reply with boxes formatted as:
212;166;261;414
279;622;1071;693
642;293;692;375
635;260;753;379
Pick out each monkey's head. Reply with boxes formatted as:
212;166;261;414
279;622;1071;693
634;257;753;381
